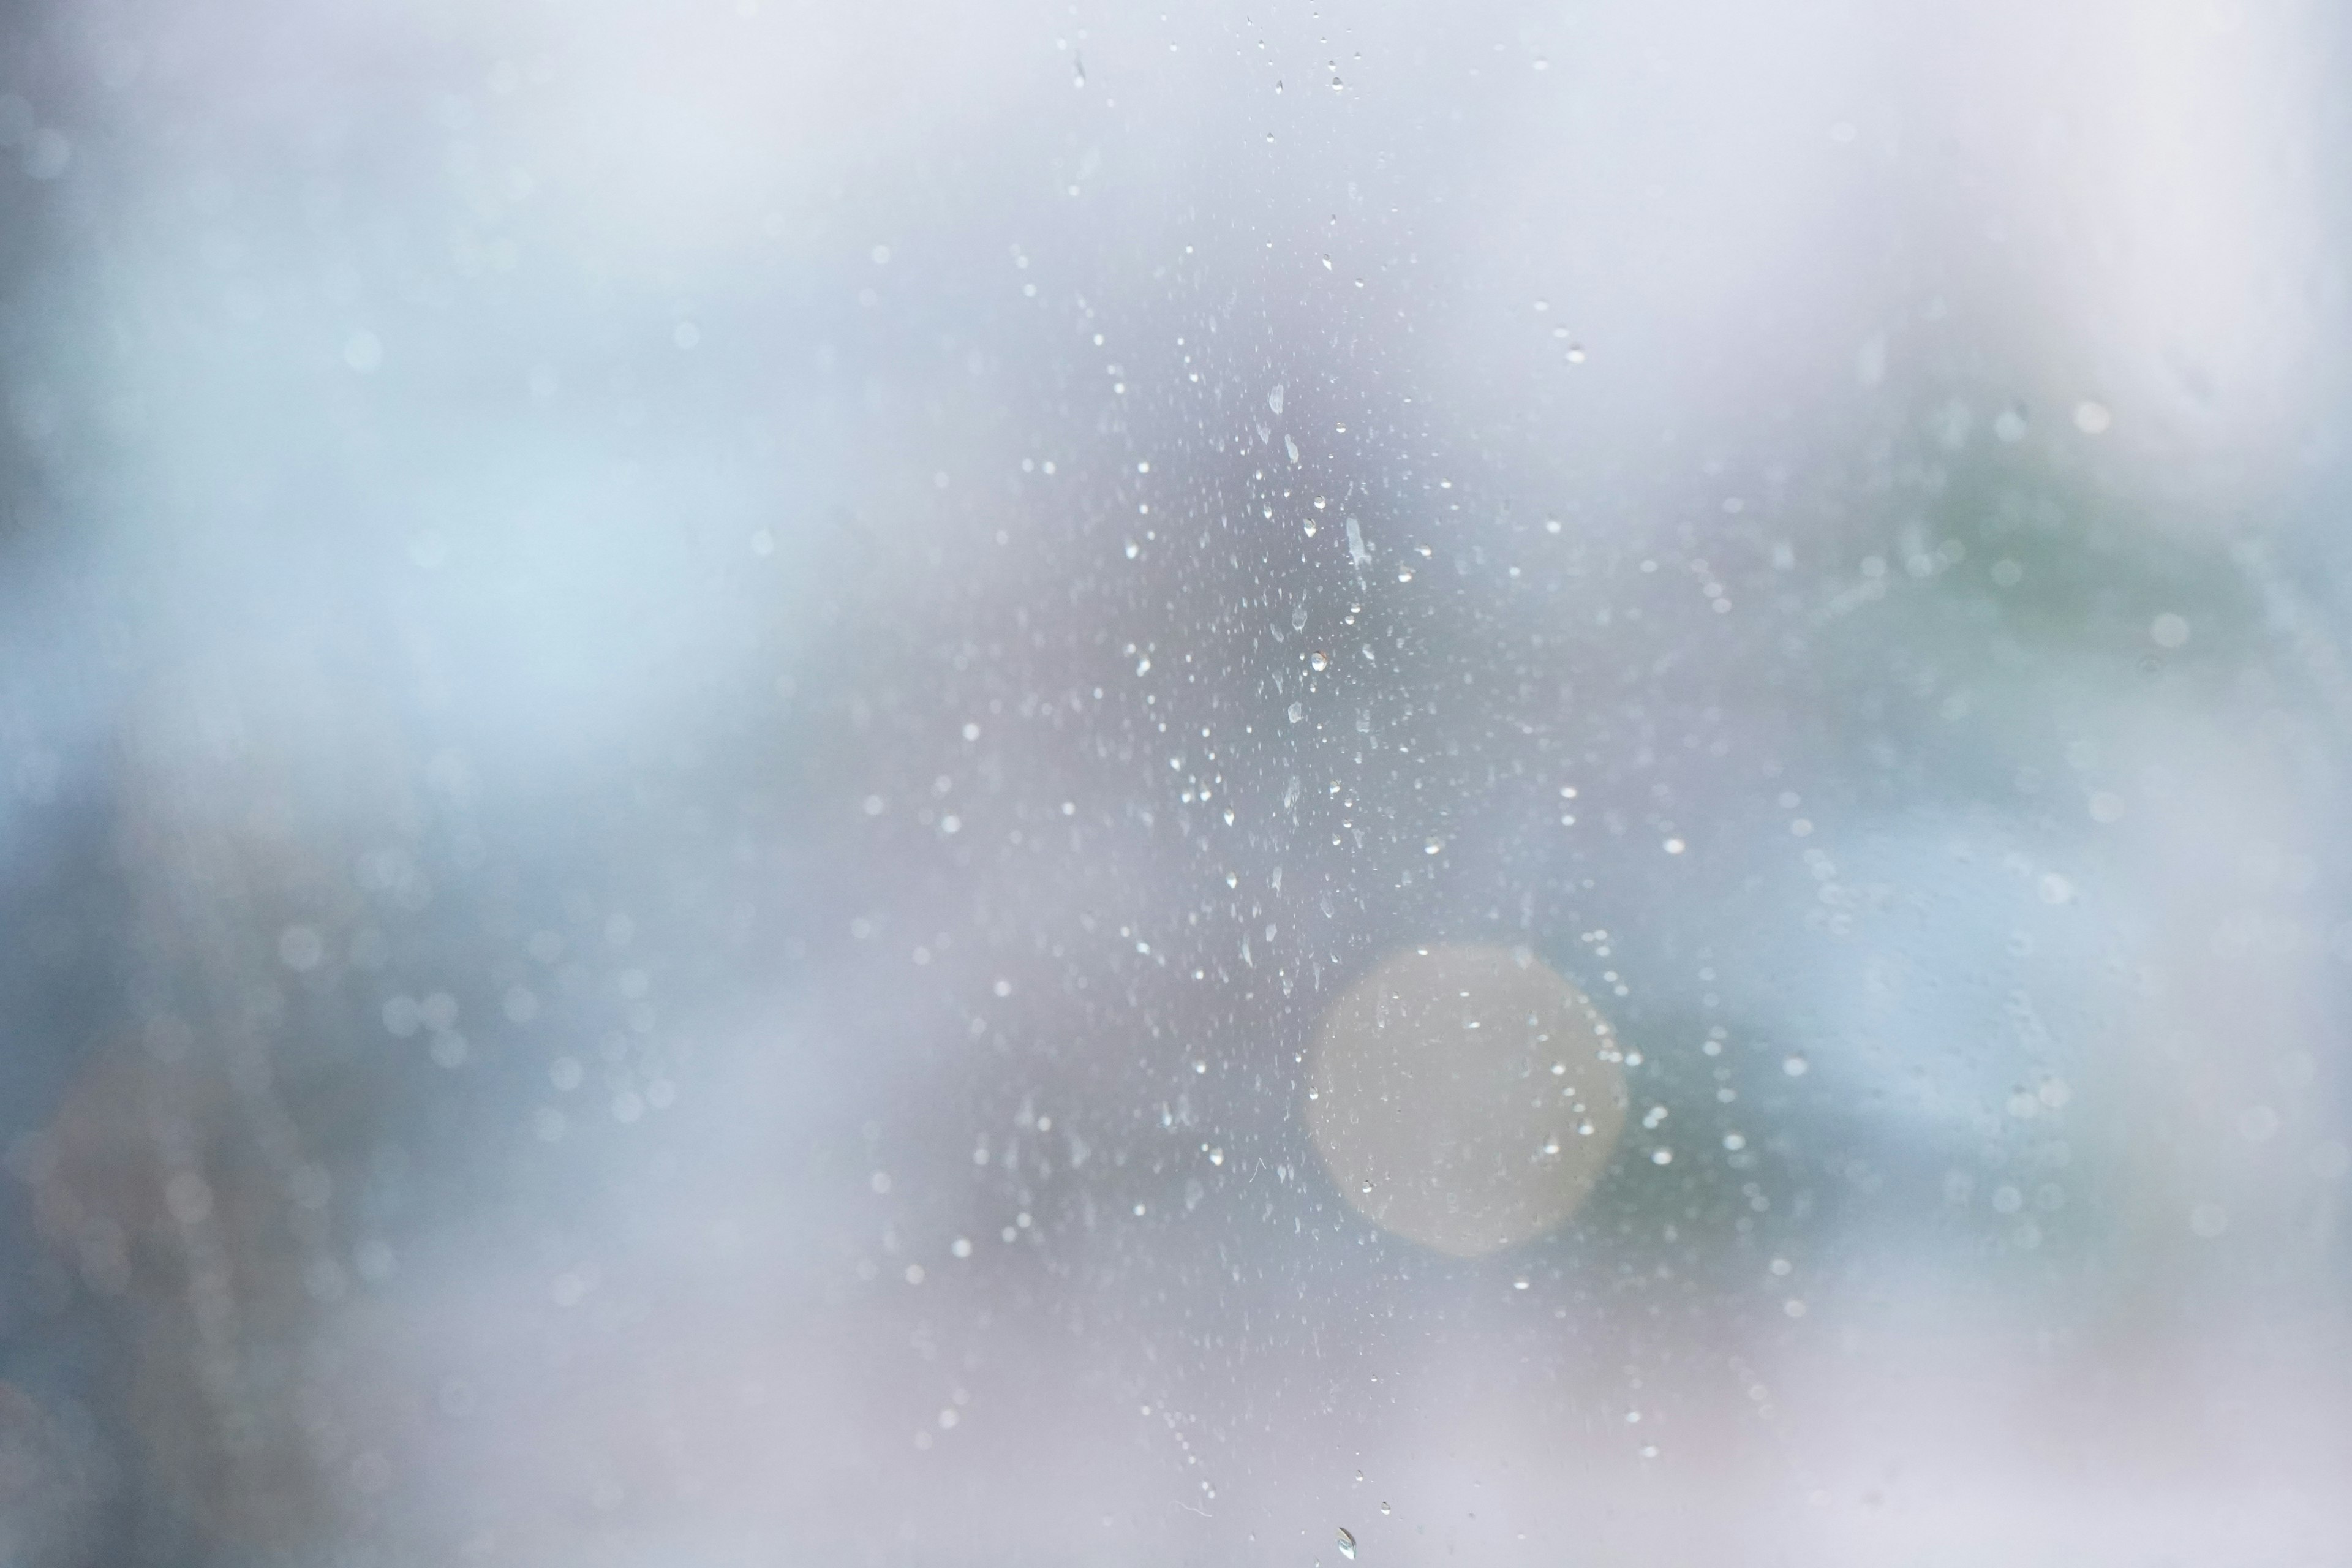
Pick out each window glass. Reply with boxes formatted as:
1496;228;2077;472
1;2;2348;1562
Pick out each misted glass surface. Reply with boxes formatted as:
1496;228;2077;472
1;1;2348;1563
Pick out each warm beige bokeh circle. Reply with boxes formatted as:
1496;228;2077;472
1306;943;1629;1257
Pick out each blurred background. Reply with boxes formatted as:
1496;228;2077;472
2;0;2350;1562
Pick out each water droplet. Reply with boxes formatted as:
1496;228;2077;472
1288;701;1305;723
1379;1501;1391;1515
1565;343;1586;363
1782;1054;1808;1077
1286;434;1300;464
1310;650;1329;671
1423;837;1442;855
1336;1528;1357;1559
1267;383;1284;415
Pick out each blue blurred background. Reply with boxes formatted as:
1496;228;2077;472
1;1;2349;1562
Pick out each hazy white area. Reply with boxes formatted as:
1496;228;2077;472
0;0;2346;1562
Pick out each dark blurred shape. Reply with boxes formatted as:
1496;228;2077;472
0;1381;104;1567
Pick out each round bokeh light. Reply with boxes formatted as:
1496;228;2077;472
1308;943;1629;1257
